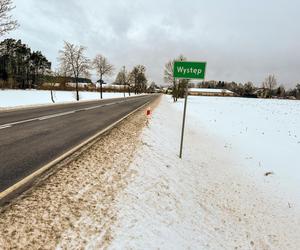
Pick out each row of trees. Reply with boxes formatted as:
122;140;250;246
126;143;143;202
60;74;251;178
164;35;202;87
164;55;300;101
114;65;148;94
57;41;149;101
0;39;150;101
0;38;51;89
0;1;149;101
195;76;300;99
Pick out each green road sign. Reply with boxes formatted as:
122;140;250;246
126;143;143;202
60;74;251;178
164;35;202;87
174;61;206;80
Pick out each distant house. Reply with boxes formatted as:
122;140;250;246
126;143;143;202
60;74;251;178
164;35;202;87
42;82;61;87
188;88;235;97
162;87;172;94
67;82;90;88
103;84;127;90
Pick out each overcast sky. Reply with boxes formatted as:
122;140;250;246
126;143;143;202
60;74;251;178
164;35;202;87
6;0;300;87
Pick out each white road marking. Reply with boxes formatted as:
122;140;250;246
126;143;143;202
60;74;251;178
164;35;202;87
0;125;12;130
83;104;105;111
38;111;75;121
0;117;39;127
0;99;136;129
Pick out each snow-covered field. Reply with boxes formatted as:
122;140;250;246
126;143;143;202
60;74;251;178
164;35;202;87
110;95;300;249
178;96;300;203
0;89;129;108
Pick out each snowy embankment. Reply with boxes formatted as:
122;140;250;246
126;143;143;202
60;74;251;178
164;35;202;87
0;89;129;109
110;95;300;249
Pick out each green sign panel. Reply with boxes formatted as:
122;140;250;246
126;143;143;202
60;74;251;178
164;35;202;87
174;61;206;80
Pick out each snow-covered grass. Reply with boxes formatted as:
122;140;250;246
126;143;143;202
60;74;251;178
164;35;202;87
110;95;300;249
0;89;130;108
176;96;300;203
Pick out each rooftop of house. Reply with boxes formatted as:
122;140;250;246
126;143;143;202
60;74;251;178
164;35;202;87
189;88;234;93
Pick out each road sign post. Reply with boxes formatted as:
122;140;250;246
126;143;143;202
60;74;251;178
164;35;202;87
97;79;105;99
179;83;189;158
174;61;206;159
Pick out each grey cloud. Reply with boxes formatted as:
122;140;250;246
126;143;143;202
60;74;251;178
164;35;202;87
6;0;300;87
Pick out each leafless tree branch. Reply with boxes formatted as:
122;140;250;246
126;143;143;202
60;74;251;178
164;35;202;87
0;0;18;36
92;54;114;80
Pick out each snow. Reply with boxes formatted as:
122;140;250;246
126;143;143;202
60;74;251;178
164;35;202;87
109;95;300;249
1;93;299;248
0;89;130;108
177;96;300;203
189;88;233;93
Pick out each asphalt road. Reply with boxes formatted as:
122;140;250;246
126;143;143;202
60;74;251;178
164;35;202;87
0;94;157;193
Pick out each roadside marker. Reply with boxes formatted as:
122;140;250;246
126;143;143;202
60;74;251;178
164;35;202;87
146;107;151;127
146;107;151;116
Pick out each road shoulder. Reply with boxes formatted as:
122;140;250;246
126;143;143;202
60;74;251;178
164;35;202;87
0;96;160;249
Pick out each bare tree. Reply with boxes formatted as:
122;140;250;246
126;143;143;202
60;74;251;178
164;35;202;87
115;66;132;97
58;61;70;89
58;41;90;101
0;0;18;36
262;74;277;90
92;54;114;99
164;55;186;102
262;74;277;98
47;70;61;103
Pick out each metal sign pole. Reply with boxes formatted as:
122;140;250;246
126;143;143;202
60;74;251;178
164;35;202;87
179;83;189;159
174;60;206;159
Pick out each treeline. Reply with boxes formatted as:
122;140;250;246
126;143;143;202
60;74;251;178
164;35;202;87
0;1;152;101
0;39;91;90
0;39;151;101
114;65;148;95
191;77;300;99
0;39;51;89
58;41;150;100
164;55;300;101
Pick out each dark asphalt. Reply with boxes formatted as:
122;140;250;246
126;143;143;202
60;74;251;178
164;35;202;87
0;94;157;193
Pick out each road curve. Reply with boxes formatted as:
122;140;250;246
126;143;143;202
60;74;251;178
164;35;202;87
0;94;157;193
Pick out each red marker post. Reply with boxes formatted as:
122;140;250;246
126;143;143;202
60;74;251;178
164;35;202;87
146;107;151;126
146;107;151;116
